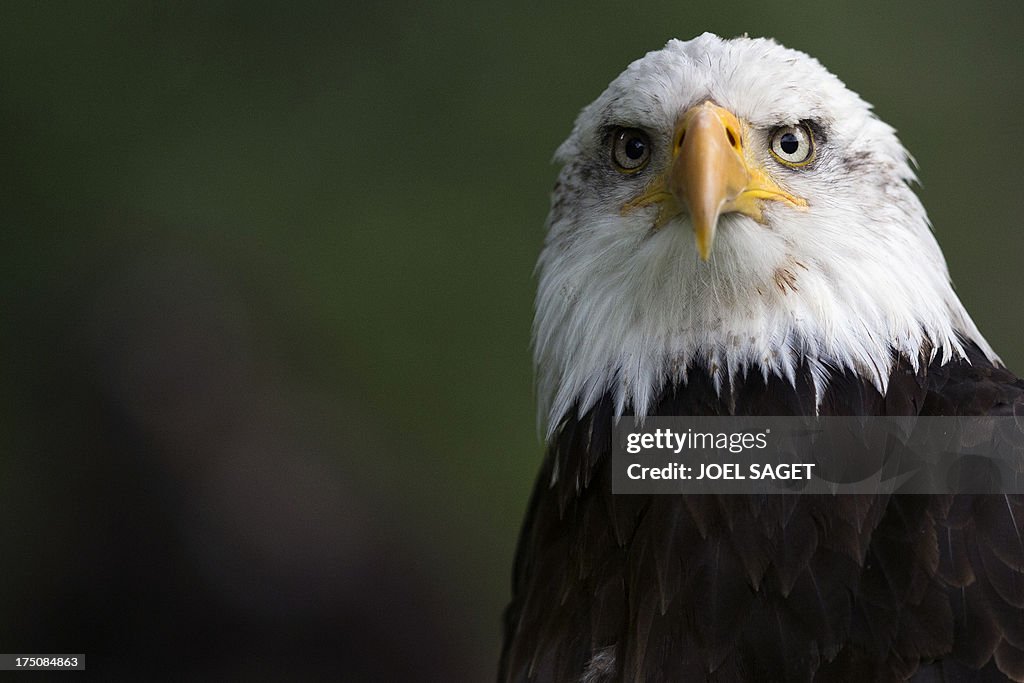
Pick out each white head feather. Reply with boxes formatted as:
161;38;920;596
535;33;996;437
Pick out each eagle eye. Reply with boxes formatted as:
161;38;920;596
769;124;815;167
611;128;651;173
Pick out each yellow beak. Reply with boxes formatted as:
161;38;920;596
624;101;806;260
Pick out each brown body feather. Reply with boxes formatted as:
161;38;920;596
501;343;1024;682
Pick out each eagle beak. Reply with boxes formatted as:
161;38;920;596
622;101;806;260
672;102;750;260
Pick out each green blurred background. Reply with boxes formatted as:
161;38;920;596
2;1;1022;679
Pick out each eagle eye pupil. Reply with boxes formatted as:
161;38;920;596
780;133;799;155
625;137;645;159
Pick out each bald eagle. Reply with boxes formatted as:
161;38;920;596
501;34;1024;682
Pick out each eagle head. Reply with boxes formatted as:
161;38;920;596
534;33;996;435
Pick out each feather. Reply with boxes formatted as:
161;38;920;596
950;582;1002;669
995;641;1024;682
936;524;975;587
